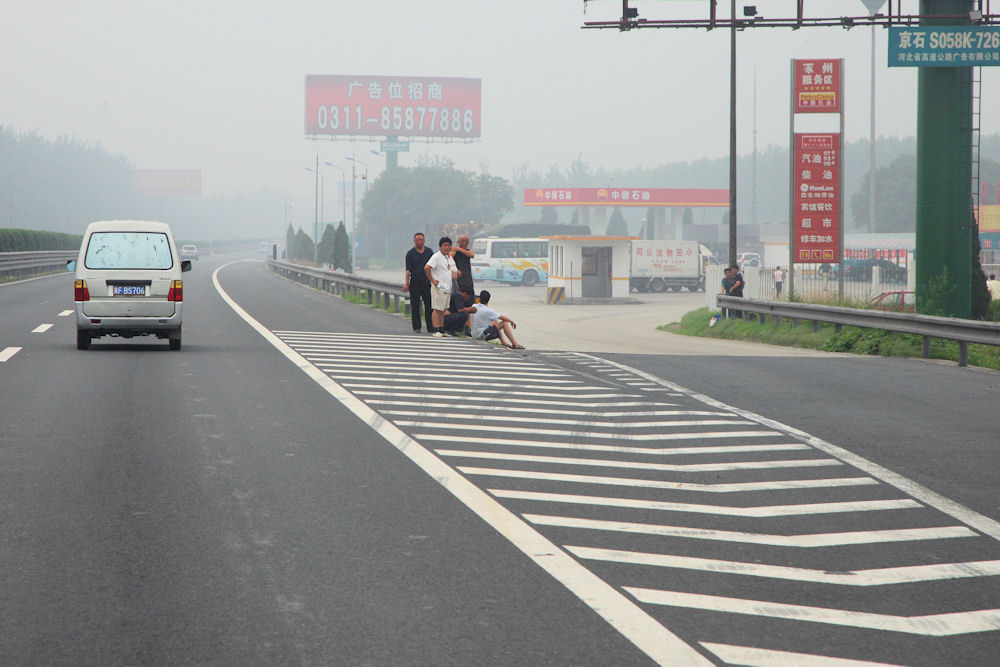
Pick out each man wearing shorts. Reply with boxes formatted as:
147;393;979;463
424;236;456;337
469;290;524;349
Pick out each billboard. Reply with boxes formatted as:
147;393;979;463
524;187;729;207
792;133;841;263
889;27;1000;67
793;59;841;113
134;169;201;197
305;75;481;139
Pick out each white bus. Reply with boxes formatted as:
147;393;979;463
470;237;549;286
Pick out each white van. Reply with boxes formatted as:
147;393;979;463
70;220;191;350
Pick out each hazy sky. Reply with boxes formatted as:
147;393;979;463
3;0;997;218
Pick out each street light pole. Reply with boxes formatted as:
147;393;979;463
861;0;886;232
346;155;369;258
323;162;347;229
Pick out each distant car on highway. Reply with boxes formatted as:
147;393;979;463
870;290;915;312
737;252;761;267
70;220;191;350
180;244;199;261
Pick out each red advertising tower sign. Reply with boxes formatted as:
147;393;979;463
793;59;841;113
792;133;841;262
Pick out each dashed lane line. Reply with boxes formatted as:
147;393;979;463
57;310;73;317
31;323;54;333
567;546;1000;586
0;347;23;362
628;588;1000;636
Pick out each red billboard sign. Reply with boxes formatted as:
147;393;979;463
792;133;841;263
305;75;481;139
793;59;841;113
524;187;729;207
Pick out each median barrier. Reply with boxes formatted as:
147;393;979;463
0;251;78;281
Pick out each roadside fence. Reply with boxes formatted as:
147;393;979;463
268;259;411;315
0;251;77;281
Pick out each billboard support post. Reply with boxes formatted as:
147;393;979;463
728;0;738;267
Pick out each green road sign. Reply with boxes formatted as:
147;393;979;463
380;139;410;152
889;26;1000;67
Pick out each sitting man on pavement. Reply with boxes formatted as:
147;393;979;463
469;289;524;349
443;288;477;336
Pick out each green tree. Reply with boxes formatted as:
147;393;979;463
293;227;314;262
850;154;916;233
606;208;628;236
317;223;336;267
540;206;558;224
286;223;295;258
475;173;515;225
972;229;990;319
333;221;352;272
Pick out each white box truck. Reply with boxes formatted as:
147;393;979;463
629;240;715;292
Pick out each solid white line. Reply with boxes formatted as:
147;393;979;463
217;262;712;665
526;514;975;547
31;323;53;333
369;400;683;416
402;423;766;440
567;546;1000;585
364;395;667;408
57;309;73;317
343;385;637;400
417;434;804;455
585;354;1000;542
0;346;23;362
435;449;841;473
459;467;878;492
489;490;920;517
699;642;908;667
384;410;734;425
0;272;68;289
315;367;582;384
627;588;1000;636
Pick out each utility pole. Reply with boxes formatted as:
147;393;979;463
728;0;738;267
313;153;319;265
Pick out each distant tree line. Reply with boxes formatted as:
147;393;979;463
0;228;82;252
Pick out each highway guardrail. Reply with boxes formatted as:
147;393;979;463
0;251;77;281
717;295;1000;367
268;259;410;315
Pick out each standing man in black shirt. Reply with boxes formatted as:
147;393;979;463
451;234;476;297
403;232;433;333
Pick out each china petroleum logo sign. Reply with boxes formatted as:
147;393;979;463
597;189;609;201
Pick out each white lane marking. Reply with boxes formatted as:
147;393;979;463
57;310;73;317
291;347;543;365
297;358;561;375
363;394;668;408
385;410;736;425
0;347;23;362
586;354;1000;542
436;449;841;473
627;588;1000;636
419;434;808;456
342;382;644;407
313;364;573;380
216;263;712;666
526;515;975;547
31;323;54;333
0;272;68;289
333;377;597;391
315;367;583;384
459;467;878;492
700;642;908;666
568;547;1000;585
404;423;767;440
369;400;685;416
490;490;920;517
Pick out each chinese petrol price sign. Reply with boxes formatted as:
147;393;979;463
793;134;841;263
305;75;481;139
889;27;1000;67
793;59;841;113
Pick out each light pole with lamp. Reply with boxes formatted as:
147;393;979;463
860;0;886;233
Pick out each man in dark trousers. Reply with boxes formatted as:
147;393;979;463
451;234;476;296
403;232;433;333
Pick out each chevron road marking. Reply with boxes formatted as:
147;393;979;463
525;514;975;547
314;367;582;383
385;410;737;425
419;434;808;456
369;400;686;416
699;642;907;666
343;384;637;400
403;422;763;439
626;588;1000;636
567;546;1000;585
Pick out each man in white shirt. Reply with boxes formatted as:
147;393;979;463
773;266;785;298
469;290;524;349
424;236;457;337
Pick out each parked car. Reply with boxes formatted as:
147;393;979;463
870;290;915;312
180;244;199;261
69;220;191;350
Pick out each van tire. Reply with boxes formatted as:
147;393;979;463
76;330;90;350
168;329;182;351
521;270;539;287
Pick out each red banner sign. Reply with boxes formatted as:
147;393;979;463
793;59;841;113
792;134;841;262
305;75;481;139
524;187;729;207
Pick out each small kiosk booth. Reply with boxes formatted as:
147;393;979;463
544;235;638;304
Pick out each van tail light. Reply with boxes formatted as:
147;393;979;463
167;280;183;302
74;279;90;301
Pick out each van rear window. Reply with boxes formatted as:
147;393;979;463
84;232;173;270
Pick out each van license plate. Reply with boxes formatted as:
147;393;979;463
113;285;146;296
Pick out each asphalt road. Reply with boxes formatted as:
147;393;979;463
1;256;998;666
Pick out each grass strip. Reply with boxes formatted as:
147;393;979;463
664;308;1000;371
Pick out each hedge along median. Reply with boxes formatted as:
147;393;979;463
0;228;82;252
665;308;1000;372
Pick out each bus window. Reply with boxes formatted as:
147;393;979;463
520;241;546;258
491;242;517;258
472;239;486;255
